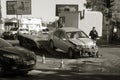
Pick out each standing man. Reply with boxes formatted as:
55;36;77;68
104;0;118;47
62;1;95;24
57;17;64;28
89;27;98;40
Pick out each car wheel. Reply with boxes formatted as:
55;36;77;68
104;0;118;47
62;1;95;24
0;65;2;73
95;51;99;58
68;48;74;58
79;50;83;58
13;35;18;40
19;71;28;75
0;64;5;75
50;40;56;50
19;41;23;46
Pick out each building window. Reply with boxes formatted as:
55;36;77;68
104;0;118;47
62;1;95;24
56;4;78;16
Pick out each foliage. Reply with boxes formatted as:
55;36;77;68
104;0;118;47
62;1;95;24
85;0;116;14
85;0;105;12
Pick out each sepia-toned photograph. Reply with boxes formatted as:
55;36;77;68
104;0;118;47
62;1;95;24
0;0;120;80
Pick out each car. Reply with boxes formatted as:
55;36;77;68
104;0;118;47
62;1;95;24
2;27;29;40
2;27;19;40
18;28;29;35
0;38;36;75
49;27;99;58
0;29;4;38
18;34;49;51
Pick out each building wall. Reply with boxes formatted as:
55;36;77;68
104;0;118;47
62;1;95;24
1;0;86;22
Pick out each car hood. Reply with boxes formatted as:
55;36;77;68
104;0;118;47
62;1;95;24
3;32;11;34
1;47;35;60
69;38;94;46
10;31;17;34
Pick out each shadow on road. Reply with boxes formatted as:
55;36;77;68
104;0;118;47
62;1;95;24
1;69;120;80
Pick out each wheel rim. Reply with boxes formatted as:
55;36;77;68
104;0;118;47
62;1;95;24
69;49;73;58
50;41;54;49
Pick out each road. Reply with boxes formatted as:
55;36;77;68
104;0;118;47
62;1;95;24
0;40;120;80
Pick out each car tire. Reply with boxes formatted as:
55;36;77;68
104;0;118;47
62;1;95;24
0;65;2;73
13;35;18;40
0;64;5;75
19;41;23;46
68;48;74;58
19;71;28;75
95;51;99;58
50;40;56;50
79;50;83;58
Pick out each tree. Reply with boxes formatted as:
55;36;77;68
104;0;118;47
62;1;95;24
85;0;115;43
85;0;105;12
103;0;114;8
85;0;115;14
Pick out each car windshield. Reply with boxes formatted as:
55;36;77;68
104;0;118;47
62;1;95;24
0;38;12;48
66;31;88;39
19;29;28;31
10;28;18;31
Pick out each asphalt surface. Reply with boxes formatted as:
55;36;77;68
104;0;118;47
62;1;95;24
0;40;120;80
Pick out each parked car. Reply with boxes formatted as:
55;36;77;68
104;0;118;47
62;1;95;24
0;38;36;75
0;29;4;38
2;27;29;40
18;34;49;51
18;28;29;35
2;27;19;40
49;27;99;58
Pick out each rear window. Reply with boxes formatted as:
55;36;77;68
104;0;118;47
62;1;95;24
19;29;29;31
10;28;18;31
53;30;61;37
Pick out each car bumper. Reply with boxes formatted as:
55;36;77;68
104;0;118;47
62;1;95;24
74;47;98;53
83;48;98;53
11;64;36;72
1;60;36;73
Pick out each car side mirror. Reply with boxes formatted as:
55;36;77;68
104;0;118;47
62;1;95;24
61;37;66;41
62;38;66;41
96;37;100;40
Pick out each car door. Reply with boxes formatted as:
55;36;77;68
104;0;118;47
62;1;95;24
57;31;69;52
52;30;61;48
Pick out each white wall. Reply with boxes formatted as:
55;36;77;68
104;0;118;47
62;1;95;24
1;0;86;22
79;11;103;36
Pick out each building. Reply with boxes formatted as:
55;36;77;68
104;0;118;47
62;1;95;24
1;0;86;22
0;0;104;40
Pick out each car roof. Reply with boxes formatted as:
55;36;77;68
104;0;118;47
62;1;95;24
58;27;82;32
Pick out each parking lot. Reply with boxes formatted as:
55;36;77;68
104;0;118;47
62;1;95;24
0;39;119;80
6;40;120;73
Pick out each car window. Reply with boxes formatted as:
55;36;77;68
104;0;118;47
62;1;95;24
10;28;18;31
66;31;88;39
80;31;88;38
59;31;66;39
53;30;61;37
0;38;12;48
19;29;28;31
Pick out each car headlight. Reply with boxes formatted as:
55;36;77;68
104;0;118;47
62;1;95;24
23;60;36;65
3;54;19;60
93;41;96;46
75;45;83;50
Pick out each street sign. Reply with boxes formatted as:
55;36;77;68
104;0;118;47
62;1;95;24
6;0;31;15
